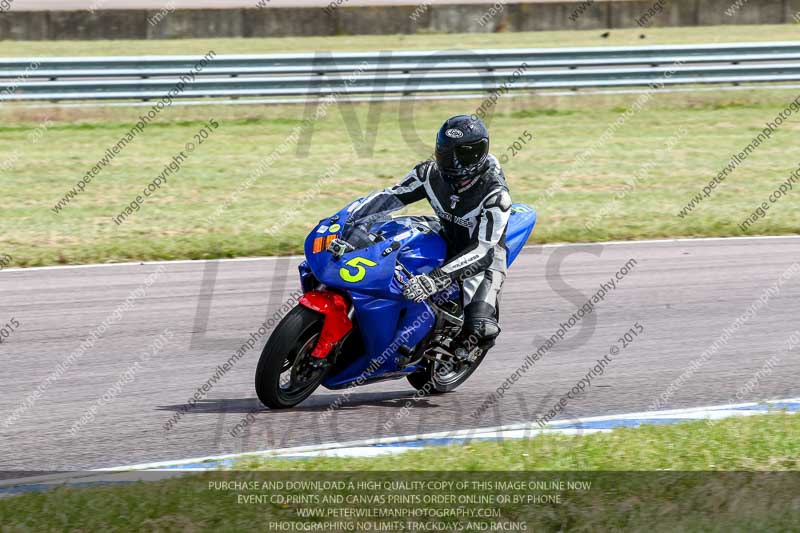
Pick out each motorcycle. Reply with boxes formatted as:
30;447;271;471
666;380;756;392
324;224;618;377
255;199;537;408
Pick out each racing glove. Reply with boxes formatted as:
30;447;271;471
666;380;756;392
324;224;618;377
402;268;452;303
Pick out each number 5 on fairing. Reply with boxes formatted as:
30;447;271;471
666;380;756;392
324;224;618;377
339;257;377;283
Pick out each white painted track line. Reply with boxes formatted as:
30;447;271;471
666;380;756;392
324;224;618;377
99;396;800;472
3;234;798;273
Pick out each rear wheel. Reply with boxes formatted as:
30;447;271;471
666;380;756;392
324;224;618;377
407;348;488;394
255;305;328;409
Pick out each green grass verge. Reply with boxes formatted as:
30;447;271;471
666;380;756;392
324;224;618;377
230;411;800;471
2;414;799;531
1;24;799;57
3;86;800;267
2;24;800;267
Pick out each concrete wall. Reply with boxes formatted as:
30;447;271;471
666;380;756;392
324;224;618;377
1;0;799;41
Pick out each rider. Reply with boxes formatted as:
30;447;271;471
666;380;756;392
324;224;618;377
334;114;512;358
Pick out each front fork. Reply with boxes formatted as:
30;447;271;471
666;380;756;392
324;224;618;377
298;290;354;359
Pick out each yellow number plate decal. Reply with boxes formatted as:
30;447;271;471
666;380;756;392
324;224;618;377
339;257;377;283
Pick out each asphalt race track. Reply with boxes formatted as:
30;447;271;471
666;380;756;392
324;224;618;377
2;236;799;471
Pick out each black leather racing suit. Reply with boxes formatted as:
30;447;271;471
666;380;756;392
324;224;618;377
345;154;512;349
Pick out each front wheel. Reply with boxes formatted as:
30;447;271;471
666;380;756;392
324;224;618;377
255;305;327;409
407;348;488;394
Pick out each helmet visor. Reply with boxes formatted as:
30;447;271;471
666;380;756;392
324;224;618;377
436;139;489;179
453;140;488;167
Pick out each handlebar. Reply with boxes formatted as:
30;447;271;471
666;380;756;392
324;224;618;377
396;261;414;282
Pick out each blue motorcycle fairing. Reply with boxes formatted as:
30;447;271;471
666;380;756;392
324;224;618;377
505;204;537;266
298;200;537;390
323;292;434;388
304;203;447;298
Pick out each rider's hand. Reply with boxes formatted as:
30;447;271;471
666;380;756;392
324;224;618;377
402;269;452;303
328;238;354;258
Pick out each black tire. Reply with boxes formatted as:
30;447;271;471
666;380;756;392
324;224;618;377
407;349;488;394
255;305;327;409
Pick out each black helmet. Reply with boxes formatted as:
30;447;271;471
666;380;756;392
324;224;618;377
435;115;490;188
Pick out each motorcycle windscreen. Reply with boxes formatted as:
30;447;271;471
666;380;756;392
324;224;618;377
305;211;447;297
505;203;537;267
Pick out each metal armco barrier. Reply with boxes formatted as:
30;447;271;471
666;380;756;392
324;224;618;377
2;42;800;102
